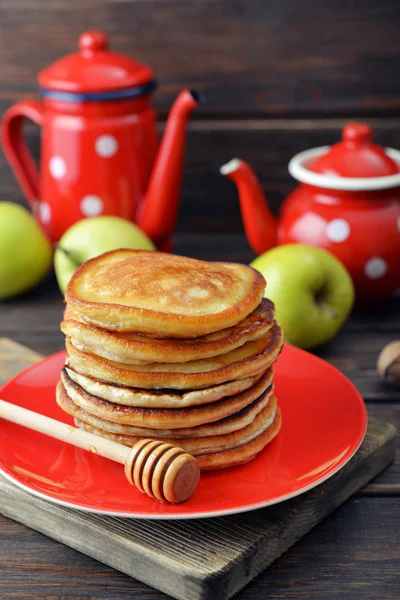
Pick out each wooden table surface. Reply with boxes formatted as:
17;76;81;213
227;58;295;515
0;234;399;600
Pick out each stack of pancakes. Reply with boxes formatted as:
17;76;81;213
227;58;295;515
57;250;283;471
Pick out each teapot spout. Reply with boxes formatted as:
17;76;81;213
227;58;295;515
137;89;201;247
220;158;277;255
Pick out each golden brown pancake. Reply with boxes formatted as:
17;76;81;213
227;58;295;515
197;407;281;471
59;368;274;429
73;396;277;456
65;322;283;390
65;250;266;337
76;406;282;471
65;367;263;408
57;376;273;438
61;299;275;364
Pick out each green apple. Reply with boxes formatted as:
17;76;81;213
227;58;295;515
251;244;355;349
0;202;52;300
54;216;155;293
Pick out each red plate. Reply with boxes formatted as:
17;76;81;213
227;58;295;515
0;345;366;519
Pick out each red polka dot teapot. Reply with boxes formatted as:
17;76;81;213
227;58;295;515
221;123;400;303
2;31;201;249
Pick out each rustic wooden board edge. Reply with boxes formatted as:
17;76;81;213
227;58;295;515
213;418;397;600
0;419;395;600
0;477;200;599
0;337;43;381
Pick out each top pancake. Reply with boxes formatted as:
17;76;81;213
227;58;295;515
65;250;266;337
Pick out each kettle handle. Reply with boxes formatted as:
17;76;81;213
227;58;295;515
2;100;44;209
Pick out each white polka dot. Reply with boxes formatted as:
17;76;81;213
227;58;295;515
326;219;351;243
397;216;400;232
49;156;66;179
364;257;387;279
80;195;103;217
95;135;118;158
39;202;51;224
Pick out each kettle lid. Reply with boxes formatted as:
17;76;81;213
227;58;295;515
38;31;155;95
309;123;400;178
288;122;400;191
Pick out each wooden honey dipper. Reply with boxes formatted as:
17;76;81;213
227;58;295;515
0;399;200;504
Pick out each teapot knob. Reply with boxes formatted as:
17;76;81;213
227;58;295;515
342;123;373;145
79;31;108;53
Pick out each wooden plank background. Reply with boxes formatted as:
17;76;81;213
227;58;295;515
1;0;399;118
0;0;399;232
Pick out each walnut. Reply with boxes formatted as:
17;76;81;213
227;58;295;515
377;341;400;388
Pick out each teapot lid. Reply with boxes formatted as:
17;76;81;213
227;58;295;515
288;123;400;191
309;123;399;178
38;31;155;97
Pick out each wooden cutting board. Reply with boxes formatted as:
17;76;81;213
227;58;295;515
0;338;396;600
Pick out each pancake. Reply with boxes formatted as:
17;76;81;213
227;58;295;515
198;407;281;470
65;250;266;337
61;299;275;364
65;367;263;408
65;322;283;390
59;368;274;429
57;376;273;438
76;406;282;471
73;395;277;456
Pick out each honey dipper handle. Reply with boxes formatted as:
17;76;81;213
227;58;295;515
0;399;130;465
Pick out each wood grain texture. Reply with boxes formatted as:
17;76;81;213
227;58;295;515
362;404;400;494
0;338;42;382
2;119;400;232
0;0;399;118
0;497;399;600
0;417;395;600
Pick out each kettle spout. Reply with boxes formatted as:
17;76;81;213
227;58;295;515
138;89;201;247
220;158;277;255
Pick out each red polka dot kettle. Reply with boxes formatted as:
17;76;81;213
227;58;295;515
1;31;201;249
221;123;400;303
